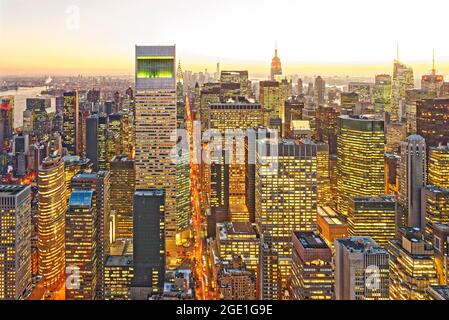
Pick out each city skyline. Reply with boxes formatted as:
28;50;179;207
1;0;449;77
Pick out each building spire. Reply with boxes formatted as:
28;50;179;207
176;59;183;83
432;48;436;74
275;41;278;57
396;41;400;61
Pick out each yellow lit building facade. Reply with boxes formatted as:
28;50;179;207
256;139;318;290
428;145;449;188
0;185;32;300
134;46;178;266
38;154;66;290
337;115;385;216
65;190;97;300
388;229;438;300
209;98;264;207
110;156;135;240
348;195;397;248
216;222;260;275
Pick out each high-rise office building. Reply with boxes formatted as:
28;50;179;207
314;76;325;106
65;190;97;300
62;91;80;155
398;135;426;230
421;186;449;244
259;233;280;300
373;74;392;113
220;71;252;98
86;115;108;171
283;96;304;138
391;59;414;121
316;105;340;155
289;231;333;300
348;195;397;247
388;228;438;300
216;222;260;277
337;115;385;216
210;97;264;207
428;144;449;188
417;98;449;148
316;142;332;207
104;254;133;300
38;154;66;290
134;46;177;265
256;139;318;290
110;156;135;240
71;171;111;299
270;47;282;81
131;189;165;300
433;224;449;285
0;185;32;300
0;96;14;153
199;83;221;133
259;81;281;123
335;237;389;300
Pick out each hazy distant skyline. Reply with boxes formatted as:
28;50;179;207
1;0;448;77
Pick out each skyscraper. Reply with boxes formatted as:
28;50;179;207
259;233;280;300
388;228;438;300
71;171;111;299
62;91;80;155
314;76;325;106
335;237;389;300
131;189;165;300
209;97;264;207
110;156;135;240
391;59;414;121
259;81;282;122
428;144;449;188
256;139;318;290
270;46;282;81
417;98;449;148
0;185;32;300
65;190;97;300
348;195;397;247
398;135;426;230
38;154;66;290
421;186;449;244
289;231;333;300
134;46;177;265
373;74;392;113
337;115;385;216
86;115;108;171
0;96;14;153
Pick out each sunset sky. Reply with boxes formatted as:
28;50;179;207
1;0;448;77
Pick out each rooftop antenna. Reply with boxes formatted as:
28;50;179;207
432;48;436;74
396;41;400;61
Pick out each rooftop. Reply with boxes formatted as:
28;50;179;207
317;206;346;226
337;237;385;254
294;231;329;249
134;189;165;197
217;222;258;241
0;184;29;196
69;190;93;209
428;286;449;300
105;255;133;267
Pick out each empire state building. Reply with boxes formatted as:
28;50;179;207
271;45;282;80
